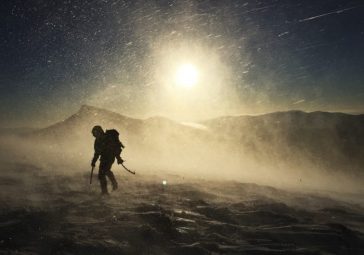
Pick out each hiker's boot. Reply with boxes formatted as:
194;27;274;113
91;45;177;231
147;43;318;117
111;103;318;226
101;191;109;196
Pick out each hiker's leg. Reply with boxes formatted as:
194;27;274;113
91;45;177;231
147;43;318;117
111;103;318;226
106;169;118;190
98;162;108;194
103;158;117;190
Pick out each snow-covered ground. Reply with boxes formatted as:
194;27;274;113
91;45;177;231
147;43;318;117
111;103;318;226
1;162;363;254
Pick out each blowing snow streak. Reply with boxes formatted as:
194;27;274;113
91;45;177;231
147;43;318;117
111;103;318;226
299;6;363;22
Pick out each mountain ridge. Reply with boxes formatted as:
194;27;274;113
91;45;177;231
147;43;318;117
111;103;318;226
18;105;364;174
14;104;364;134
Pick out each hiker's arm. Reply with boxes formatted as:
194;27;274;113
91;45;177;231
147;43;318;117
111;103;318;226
91;139;101;167
91;153;99;167
116;155;123;164
116;141;124;164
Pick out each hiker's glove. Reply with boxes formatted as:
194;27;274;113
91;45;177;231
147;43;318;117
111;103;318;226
117;157;124;165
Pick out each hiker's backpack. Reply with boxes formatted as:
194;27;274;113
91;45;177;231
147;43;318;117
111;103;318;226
104;129;123;157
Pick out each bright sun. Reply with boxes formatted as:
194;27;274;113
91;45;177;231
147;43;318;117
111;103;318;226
175;64;198;88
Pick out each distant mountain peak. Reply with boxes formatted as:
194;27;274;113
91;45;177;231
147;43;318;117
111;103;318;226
76;105;125;119
79;104;94;111
77;104;103;114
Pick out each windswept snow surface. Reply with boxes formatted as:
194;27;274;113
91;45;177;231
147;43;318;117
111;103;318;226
0;162;363;255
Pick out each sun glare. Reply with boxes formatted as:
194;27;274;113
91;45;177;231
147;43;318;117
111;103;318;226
175;64;198;88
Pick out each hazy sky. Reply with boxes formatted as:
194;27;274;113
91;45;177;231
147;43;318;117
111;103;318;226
1;0;364;127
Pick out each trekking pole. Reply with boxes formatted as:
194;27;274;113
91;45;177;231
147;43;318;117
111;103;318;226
121;162;136;175
90;166;94;184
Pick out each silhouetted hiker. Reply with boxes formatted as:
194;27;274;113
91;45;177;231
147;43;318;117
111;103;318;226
91;125;125;195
